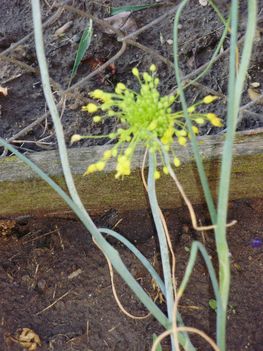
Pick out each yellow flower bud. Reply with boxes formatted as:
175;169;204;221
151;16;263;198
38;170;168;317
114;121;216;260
103;150;112;159
177;130;187;137
211;117;223;127
96;161;106;171
207;113;223;127
207;113;217;120
187;105;195;113
163;166;169;175
143;72;151;82
178;136;187;145
148;120;158;131
93;116;101;123
192;126;199;134
154;170;161;180
115;82;126;94
82;103;98;113
203;95;218;104
132;67;139;77
115;155;131;178
173;157;181;167
195;118;205;124
90;89;104;99
150;64;157;72
84;164;97;175
154;78;159;86
70;134;82;144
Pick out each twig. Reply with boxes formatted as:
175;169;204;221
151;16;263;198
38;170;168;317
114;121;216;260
0;55;36;73
35;290;71;315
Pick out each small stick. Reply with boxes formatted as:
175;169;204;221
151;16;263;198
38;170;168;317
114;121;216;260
35;290;71;315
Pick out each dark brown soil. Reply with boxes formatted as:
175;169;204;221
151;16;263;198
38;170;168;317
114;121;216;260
0;1;263;154
0;199;262;351
1;1;263;351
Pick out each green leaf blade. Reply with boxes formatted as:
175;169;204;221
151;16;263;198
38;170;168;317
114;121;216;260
71;19;93;80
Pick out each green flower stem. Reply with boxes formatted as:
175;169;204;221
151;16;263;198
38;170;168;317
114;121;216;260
215;1;257;350
208;0;229;28
148;153;196;351
173;0;217;225
147;153;175;350
30;0;169;329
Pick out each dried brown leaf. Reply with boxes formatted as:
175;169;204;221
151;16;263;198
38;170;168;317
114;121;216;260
102;12;138;37
17;328;41;351
54;21;73;37
0;86;8;96
248;85;263;105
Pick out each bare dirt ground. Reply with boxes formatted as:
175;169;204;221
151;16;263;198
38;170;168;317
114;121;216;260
0;1;263;350
0;199;262;350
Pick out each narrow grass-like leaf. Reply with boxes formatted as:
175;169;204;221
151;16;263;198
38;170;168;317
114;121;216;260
99;227;165;295
71;19;93;80
153;334;163;351
173;0;217;224
111;4;162;15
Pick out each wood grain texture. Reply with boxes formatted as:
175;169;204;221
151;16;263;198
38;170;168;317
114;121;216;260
0;129;262;217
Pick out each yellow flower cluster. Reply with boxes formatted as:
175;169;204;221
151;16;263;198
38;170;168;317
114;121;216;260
71;65;222;179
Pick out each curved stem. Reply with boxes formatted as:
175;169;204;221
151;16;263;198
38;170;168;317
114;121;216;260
147;153;176;350
173;0;217;224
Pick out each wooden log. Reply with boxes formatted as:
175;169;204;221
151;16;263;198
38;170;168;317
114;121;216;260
0;128;262;218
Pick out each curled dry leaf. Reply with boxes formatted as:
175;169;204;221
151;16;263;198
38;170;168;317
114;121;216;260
0;86;8;96
0;219;16;236
248;82;263;105
54;21;73;37
102;12;138;38
17;328;41;351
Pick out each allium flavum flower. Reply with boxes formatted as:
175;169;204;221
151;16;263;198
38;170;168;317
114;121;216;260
71;65;222;179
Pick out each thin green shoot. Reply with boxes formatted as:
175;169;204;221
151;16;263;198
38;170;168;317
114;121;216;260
173;0;217;224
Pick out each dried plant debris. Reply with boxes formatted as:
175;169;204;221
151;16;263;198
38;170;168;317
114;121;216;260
0;219;16;236
248;82;263;104
54;20;73;37
111;3;162;15
102;12;138;38
8;328;42;351
0;86;8;96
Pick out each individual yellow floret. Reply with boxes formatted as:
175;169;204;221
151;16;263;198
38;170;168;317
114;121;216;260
115;155;131;178
203;95;219;104
132;67;139;77
154;170;161;179
82;103;98;113
70;134;82;144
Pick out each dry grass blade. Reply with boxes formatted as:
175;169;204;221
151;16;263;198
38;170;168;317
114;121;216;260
111;3;163;16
